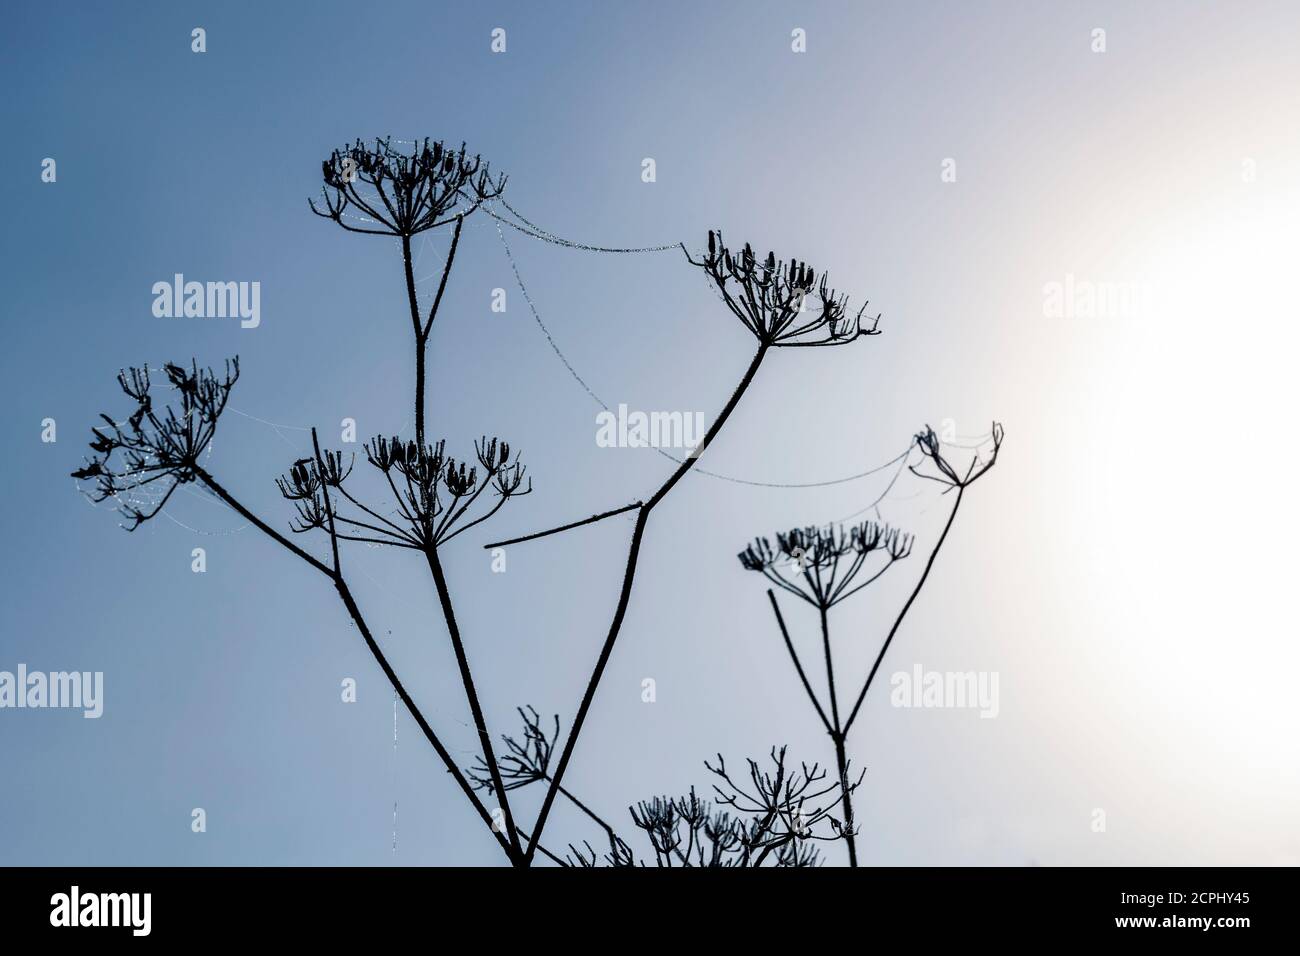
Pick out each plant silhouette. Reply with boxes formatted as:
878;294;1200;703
737;423;1004;865
471;708;858;866
74;136;888;866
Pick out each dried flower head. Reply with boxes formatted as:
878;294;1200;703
684;230;880;347
274;450;356;534
342;433;531;548
310;137;506;237
619;746;854;867
71;359;239;530
468;706;559;794
912;421;1005;492
739;520;912;608
463;706;853;866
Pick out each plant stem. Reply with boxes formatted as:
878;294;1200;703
832;732;859;867
423;215;462;337
523;342;770;864
195;468;331;576
196;468;514;859
484;501;643;550
537;775;629;859
332;574;515;859
767;590;832;735
844;486;965;734
816;602;859;866
423;547;524;863
819;604;842;732
400;234;427;445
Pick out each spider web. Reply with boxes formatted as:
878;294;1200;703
73;202;996;536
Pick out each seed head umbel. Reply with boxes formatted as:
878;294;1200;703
71;358;239;530
739;520;912;608
310;137;506;238
684;230;881;347
912;421;1005;491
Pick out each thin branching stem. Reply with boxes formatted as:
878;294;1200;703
197;462;513;858
525;342;770;863
818;604;842;734
401;234;428;444
844;486;965;735
767;590;832;735
483;501;643;550
423;215;463;338
195;467;332;577
422;546;524;862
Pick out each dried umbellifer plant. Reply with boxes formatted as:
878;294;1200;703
311;137;506;444
737;423;1004;866
480;229;882;863
75;134;887;867
471;709;856;867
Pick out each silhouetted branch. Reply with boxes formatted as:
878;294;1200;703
76;140;904;869
525;231;881;863
470;706;634;865
767;590;833;736
534;746;856;867
740;423;1005;865
843;422;1004;735
483;501;642;550
312;138;505;443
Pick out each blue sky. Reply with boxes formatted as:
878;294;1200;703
2;1;1297;865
